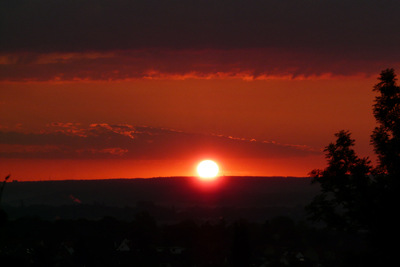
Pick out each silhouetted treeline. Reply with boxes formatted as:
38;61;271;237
0;213;368;267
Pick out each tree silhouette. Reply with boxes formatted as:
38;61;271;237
369;68;400;264
371;68;400;176
0;175;11;226
306;69;400;265
306;131;372;231
0;174;10;204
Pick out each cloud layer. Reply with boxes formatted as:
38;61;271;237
1;0;400;81
0;123;319;160
2;49;397;82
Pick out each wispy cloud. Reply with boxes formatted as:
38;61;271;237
0;124;320;160
69;194;81;203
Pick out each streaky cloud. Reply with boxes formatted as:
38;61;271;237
0;124;320;160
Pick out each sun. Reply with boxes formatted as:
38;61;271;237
197;160;219;180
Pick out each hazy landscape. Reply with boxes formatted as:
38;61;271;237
1;176;368;267
2;177;319;222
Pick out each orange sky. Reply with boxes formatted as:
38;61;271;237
1;0;398;181
0;76;379;181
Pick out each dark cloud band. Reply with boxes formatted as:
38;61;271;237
1;0;399;53
1;49;398;81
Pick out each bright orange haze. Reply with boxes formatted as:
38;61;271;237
0;76;378;181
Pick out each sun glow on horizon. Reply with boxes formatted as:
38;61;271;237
197;160;219;180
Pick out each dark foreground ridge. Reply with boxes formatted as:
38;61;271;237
1;176;372;267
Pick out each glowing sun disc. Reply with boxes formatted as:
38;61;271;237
197;160;219;179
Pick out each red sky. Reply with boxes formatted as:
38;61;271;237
1;0;399;180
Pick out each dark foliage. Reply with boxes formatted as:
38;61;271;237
0;214;365;267
0;175;11;226
306;131;373;232
371;68;400;176
307;69;400;265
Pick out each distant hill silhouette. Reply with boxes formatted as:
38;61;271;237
2;176;317;208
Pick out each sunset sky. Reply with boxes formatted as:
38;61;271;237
1;0;400;181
